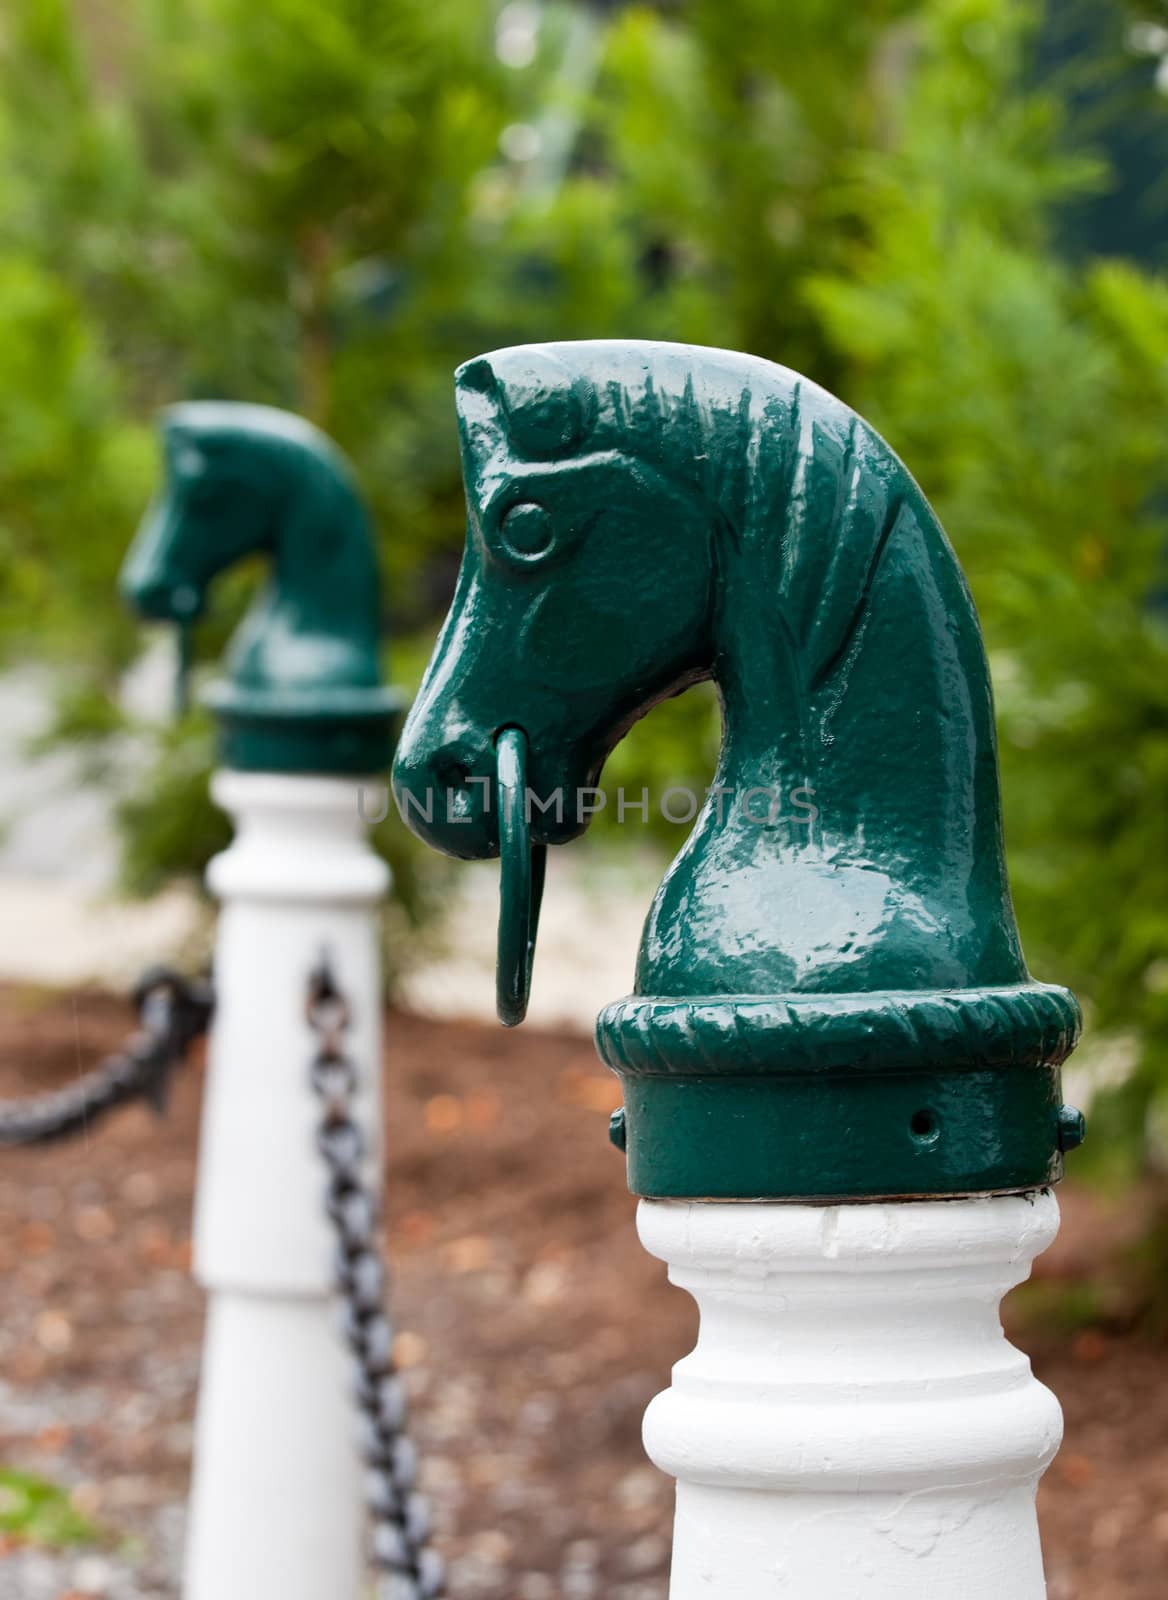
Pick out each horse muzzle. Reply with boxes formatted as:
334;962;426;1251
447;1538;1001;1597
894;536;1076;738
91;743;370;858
121;575;203;623
391;724;498;861
119;498;205;623
392;724;546;1025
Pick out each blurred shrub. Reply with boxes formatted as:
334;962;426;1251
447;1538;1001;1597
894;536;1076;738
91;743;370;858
0;1466;102;1547
0;1;1165;1166
803;3;1168;1177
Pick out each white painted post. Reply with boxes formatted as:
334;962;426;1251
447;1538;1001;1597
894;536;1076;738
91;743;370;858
638;1192;1062;1600
183;770;388;1600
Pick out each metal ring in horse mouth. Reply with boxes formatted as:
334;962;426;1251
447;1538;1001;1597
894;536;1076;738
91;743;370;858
495;726;547;1027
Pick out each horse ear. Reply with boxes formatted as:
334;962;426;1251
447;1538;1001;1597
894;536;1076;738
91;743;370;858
163;423;237;489
161;423;205;481
460;348;592;459
500;350;597;458
456;346;597;459
457;356;498;396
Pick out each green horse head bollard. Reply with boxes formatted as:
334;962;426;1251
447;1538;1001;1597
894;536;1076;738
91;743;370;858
120;401;402;773
393;341;1083;1200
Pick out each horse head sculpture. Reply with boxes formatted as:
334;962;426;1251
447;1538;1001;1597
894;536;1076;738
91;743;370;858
394;341;1082;1200
121;401;401;773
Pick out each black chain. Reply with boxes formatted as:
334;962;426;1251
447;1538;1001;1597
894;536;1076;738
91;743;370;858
307;959;445;1600
0;967;213;1149
2;959;440;1591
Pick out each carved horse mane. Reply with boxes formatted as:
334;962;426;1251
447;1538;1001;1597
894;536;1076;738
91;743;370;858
454;341;1021;995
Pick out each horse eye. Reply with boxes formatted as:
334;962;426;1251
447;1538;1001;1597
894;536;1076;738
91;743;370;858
499;502;554;560
174;445;206;479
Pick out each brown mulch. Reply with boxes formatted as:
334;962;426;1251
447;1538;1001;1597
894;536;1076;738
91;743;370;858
0;988;1165;1599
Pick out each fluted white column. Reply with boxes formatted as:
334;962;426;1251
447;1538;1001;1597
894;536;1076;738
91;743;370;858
639;1193;1062;1600
184;772;387;1600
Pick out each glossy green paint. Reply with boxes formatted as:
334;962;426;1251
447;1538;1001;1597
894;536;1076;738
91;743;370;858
121;402;402;775
392;341;1082;1200
496;726;547;1026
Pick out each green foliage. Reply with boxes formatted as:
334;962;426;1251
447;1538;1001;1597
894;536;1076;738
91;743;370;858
116;711;231;897
0;256;154;670
0;1466;102;1547
0;1;1165;1163
803;0;1168;1172
114;700;451;976
0;0;513;620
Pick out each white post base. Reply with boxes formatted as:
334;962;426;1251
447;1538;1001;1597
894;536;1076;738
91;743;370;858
184;772;388;1600
638;1193;1062;1600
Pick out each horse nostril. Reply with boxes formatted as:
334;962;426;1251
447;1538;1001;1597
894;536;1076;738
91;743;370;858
125;581;171;620
391;738;496;857
436;758;470;791
433;756;490;829
122;577;201;623
171;584;200;618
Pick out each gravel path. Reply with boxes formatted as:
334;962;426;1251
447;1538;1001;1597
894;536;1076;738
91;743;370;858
0;992;1165;1598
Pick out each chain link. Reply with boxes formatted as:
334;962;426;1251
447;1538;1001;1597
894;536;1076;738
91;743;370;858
2;959;440;1592
307;959;445;1600
0;967;213;1149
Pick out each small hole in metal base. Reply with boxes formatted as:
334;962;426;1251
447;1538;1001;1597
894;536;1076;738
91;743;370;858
910;1108;939;1142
